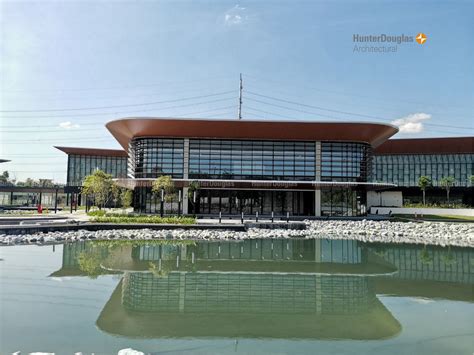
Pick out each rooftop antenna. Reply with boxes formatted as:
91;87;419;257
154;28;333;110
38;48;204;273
238;73;243;120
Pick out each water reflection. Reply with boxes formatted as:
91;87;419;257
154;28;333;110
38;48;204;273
49;239;473;340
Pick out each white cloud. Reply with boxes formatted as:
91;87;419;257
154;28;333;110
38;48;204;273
59;121;80;129
224;5;247;25
391;113;431;133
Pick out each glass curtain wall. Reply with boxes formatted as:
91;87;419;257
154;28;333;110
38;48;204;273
134;187;181;215
320;142;370;216
373;154;474;187
321;142;372;182
192;189;315;216
67;155;127;186
131;138;184;178
189;139;315;180
321;188;367;217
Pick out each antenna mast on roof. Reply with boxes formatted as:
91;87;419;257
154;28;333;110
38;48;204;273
238;73;243;120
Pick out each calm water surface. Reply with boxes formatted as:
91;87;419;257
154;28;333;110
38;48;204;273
0;238;473;354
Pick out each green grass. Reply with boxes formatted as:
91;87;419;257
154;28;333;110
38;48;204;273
0;210;50;217
91;215;196;224
87;210;107;217
394;214;474;222
402;203;470;209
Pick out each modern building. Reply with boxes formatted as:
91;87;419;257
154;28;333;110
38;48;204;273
58;118;399;216
54;146;128;206
373;137;473;205
55;117;474;216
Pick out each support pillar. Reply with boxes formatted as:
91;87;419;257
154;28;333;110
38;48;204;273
315;189;321;217
54;189;58;213
10;191;13;205
182;187;189;214
178;273;186;313
315;141;322;217
182;138;190;215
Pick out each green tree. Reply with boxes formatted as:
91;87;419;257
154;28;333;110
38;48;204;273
120;188;133;210
418;176;432;206
81;170;116;209
111;183;121;207
38;179;54;187
77;251;104;279
470;175;474;186
16;177;37;187
0;171;10;185
152;175;176;202
188;180;200;200
420;247;433;265
440;176;456;204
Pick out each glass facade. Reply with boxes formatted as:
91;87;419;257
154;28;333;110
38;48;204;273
128;138;374;216
373;154;474;187
189;139;316;180
134;186;181;215
64;138;377;215
321;188;367;216
194;189;315;216
133;239;363;264
321;142;372;182
67;154;127;186
130;138;184;178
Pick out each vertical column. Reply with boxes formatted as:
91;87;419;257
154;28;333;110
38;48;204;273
182;138;190;214
178;273;186;313
183;138;190;179
182;188;189;214
314;239;322;262
315;275;322;314
315;190;321;217
315;141;322;217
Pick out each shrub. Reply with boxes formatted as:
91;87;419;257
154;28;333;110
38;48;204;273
87;210;107;217
91;215;196;224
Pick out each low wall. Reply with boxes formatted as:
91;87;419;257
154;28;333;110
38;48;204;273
367;191;403;208
0;223;246;236
370;207;474;217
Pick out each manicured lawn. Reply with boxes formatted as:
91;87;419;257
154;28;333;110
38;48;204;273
394;214;474;222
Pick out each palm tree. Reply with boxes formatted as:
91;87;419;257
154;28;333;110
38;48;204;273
440;176;455;204
418;176;432;206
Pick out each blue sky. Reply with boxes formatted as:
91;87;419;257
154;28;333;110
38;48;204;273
1;0;473;183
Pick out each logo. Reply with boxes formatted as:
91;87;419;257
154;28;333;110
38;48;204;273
416;33;427;44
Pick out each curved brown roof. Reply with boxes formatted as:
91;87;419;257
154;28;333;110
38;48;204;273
374;137;474;155
55;146;127;157
106;118;398;150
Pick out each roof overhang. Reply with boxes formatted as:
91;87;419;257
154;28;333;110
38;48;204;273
375;137;474;155
55;146;127;157
106;117;398;150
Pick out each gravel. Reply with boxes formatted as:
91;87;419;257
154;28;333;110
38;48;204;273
1;220;473;247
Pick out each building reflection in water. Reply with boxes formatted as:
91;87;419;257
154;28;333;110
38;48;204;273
51;239;473;340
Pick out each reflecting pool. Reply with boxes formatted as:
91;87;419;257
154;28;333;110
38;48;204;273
0;239;473;354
